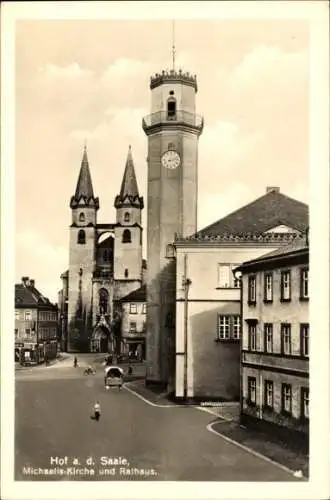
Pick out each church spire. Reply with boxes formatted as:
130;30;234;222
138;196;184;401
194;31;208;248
115;145;144;209
70;146;99;209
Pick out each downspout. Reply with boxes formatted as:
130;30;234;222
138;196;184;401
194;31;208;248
183;253;188;400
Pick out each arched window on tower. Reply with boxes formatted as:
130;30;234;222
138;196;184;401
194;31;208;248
77;229;86;244
103;249;111;262
99;288;109;315
124;212;130;222
124;268;129;278
79;212;85;222
167;97;176;120
122;229;131;243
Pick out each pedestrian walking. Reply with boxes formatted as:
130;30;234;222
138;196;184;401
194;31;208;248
93;401;101;421
74;356;78;368
128;364;133;376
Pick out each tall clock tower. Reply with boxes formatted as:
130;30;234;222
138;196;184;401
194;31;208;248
142;69;204;385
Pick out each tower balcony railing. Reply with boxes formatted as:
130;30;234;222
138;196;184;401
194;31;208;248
93;268;113;279
142;110;204;132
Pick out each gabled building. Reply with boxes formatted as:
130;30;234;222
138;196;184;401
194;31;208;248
59;145;145;353
236;237;309;449
172;187;308;401
15;277;58;363
119;284;147;360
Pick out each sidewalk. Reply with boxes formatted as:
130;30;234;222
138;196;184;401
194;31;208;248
127;380;309;478
211;420;309;478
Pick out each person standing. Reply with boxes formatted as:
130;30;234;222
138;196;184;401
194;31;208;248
93;401;101;421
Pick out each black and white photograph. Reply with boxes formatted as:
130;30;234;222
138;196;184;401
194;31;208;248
1;1;329;499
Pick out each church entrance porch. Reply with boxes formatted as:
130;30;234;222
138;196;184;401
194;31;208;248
90;325;112;353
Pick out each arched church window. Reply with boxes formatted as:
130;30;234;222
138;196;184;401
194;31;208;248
99;288;109;315
122;229;131;243
124;269;129;278
79;212;85;222
124;212;130;222
77;229;86;244
103;249;111;262
167;97;176;120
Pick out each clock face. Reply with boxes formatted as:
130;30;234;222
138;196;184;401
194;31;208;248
161;150;181;169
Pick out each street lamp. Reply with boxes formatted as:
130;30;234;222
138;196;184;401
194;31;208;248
182;254;192;401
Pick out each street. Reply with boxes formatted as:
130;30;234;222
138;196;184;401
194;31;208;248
15;357;301;482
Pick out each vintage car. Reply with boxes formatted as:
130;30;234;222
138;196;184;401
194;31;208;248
104;365;124;389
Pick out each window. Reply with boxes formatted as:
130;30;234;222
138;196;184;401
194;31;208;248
300;268;309;299
79;212;85;222
281;324;292;355
25;329;31;337
217;315;241;340
142;303;147;314
15;310;20;320
248;276;256;304
282;384;292;414
248;323;257;351
130;304;137;314
264;273;273;302
124;268;129;278
218;264;230;288
264;380;274;408
281;270;291;301
248;377;256;405
129;322;137;333
217;264;240;288
99;288;109;315
217;315;230;339
25;311;32;321
122;229;131;243
103;249;111;262
264;324;273;353
15;329;18;337
301;388;309;419
167;98;176;119
124;212;130;222
233;316;240;339
300;324;309;357
77;229;86;244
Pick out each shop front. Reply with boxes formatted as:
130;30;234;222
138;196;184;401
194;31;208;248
121;338;145;361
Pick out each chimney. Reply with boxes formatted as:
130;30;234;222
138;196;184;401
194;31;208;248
22;276;29;287
30;279;35;287
266;187;280;194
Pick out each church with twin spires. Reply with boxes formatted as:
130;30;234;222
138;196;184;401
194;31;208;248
58;145;146;354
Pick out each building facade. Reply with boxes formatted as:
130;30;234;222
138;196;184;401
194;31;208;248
119;284;146;360
59;145;145;353
142;69;204;387
173;188;308;401
15;277;58;363
237;239;309;448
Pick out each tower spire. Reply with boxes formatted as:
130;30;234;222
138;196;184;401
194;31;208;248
114;145;144;209
70;146;99;209
172;19;176;71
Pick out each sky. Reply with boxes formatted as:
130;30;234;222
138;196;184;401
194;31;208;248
14;14;310;302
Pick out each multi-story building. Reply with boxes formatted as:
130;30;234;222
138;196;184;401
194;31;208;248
236;237;309;449
15;277;58;363
172;188;308;401
119;284;146;360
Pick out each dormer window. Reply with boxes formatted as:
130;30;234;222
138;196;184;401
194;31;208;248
79;212;85;222
167;98;176;120
124;212;130;222
122;229;131;243
77;229;86;244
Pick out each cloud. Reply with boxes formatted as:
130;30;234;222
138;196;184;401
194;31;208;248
16;230;67;302
37;62;94;80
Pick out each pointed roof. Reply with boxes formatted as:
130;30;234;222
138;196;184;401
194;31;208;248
75;146;95;199
196;189;308;238
114;146;144;209
120;284;146;303
70;146;99;209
